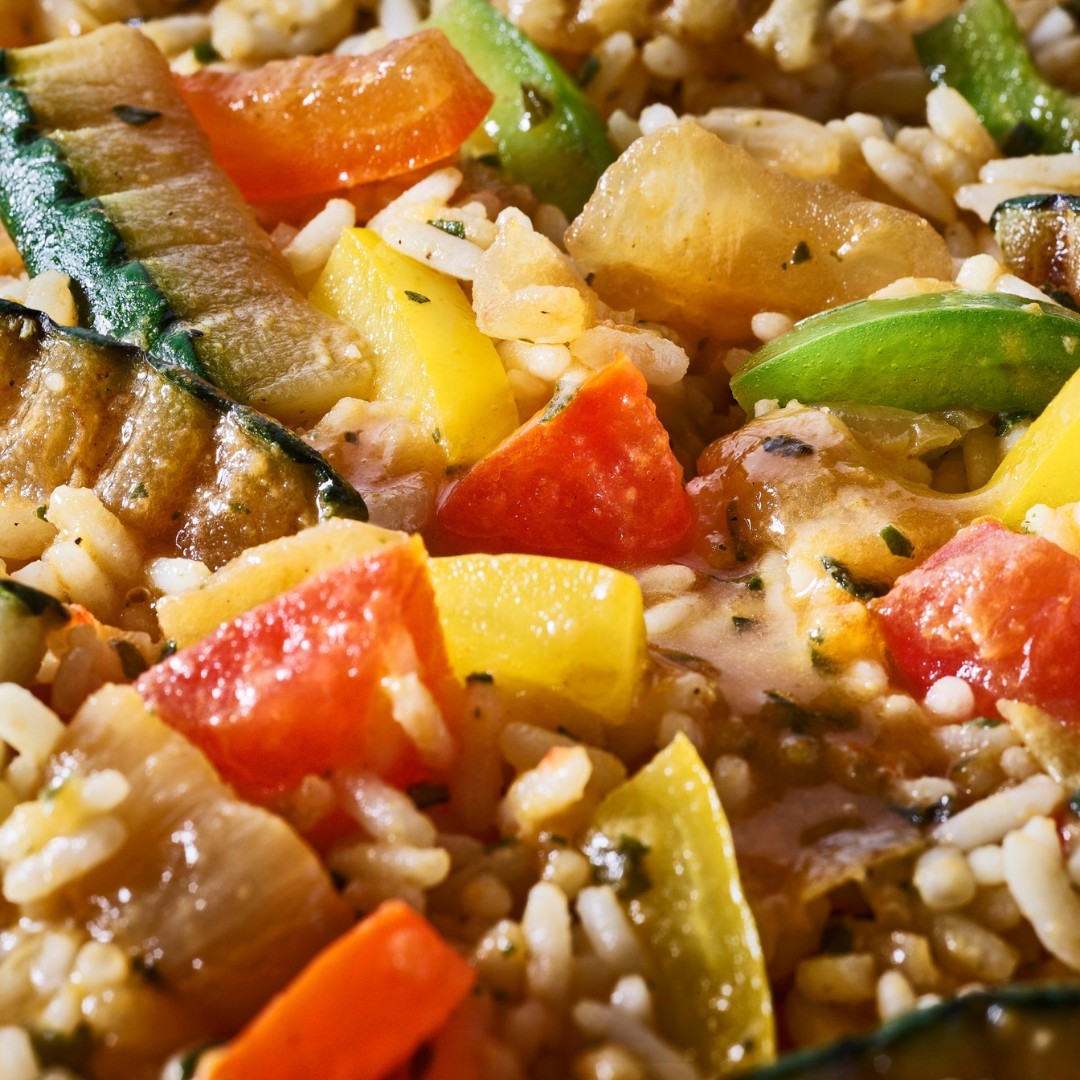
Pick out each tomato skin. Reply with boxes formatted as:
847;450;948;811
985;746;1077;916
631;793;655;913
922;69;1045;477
175;30;493;203
433;358;692;567
137;541;461;803
871;520;1080;717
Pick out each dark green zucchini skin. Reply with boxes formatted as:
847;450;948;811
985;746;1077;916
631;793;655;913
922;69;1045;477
748;983;1080;1079
992;194;1080;310
0;49;204;377
0;577;69;623
0;297;366;566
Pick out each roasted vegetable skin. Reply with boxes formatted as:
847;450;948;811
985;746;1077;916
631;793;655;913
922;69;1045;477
992;194;1080;308
746;982;1080;1079
0;299;366;567
0;25;373;425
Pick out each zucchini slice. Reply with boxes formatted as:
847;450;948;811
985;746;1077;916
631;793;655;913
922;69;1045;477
747;982;1080;1079
0;24;373;426
0;299;366;568
992;194;1080;309
0;576;68;683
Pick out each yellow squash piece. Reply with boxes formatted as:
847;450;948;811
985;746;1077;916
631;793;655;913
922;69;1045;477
427;553;647;723
157;519;405;648
584;734;775;1075
311;228;518;467
982;366;1080;526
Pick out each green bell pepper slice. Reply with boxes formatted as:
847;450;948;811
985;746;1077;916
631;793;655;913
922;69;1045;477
729;290;1080;415
430;0;615;219
583;734;775;1075
914;0;1080;156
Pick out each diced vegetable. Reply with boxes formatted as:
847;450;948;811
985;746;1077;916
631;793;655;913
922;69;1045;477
0;25;373;425
915;0;1080;156
138;539;462;803
158;520;404;649
992;194;1080;308
871;520;1080;718
729;291;1080;415
983;365;1080;526
565;123;953;342
176;31;493;203
310;228;518;466
0;577;68;684
204;901;475;1080
428;552;646;723
54;685;353;1033
430;0;616;218
435;357;692;567
744;983;1080;1079
0;300;366;568
584;735;775;1074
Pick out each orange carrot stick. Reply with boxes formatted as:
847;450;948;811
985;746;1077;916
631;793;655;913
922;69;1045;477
206;901;475;1080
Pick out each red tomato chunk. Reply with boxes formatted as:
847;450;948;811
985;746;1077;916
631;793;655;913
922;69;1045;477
137;541;461;803
434;357;692;568
871;520;1080;719
176;30;493;202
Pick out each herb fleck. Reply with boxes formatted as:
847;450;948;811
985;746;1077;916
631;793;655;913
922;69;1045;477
34;505;46;520
432;427;442;444
731;615;756;632
584;832;652;899
129;481;149;500
228;501;251;514
744;574;764;592
965;716;1003;729
762;434;813;457
1070;790;1080;817
520;82;554;127
820;555;888;601
192;40;221;64
879;524;914;558
405;290;431;304
112;104;161;126
159;639;178;661
892;795;955;827
578;54;600;87
810;647;837;674
541;379;578;422
791;240;811;265
112;639;149;680
428;218;466;239
994;410;1032;438
407;781;451;810
466;671;494;684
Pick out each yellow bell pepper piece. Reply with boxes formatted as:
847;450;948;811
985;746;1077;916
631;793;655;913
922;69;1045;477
157;520;406;648
310;227;518;467
427;553;647;723
983;365;1080;526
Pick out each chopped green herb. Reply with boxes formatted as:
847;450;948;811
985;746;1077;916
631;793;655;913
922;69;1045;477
808;627;826;644
112;104;161;126
520;82;554;127
892;795;955;827
651;647;720;677
762;434;814;457
178;1042;219;1080
428;218;466;239
30;1024;93;1071
407;781;451;810
731;615;756;632
129;481;149;500
192;40;221;64
791;240;812;265
744;574;764;592
880;524;914;558
228;501;251;514
965;716;1003;729
159;639;178;660
432;427;442;444
820;555;888;602
577;54;600;87
484;836;518;851
34;505;46;520
555;724;579;740
541;378;578;422
405;290;431;304
726;499;750;562
1070;790;1080;817
583;831;652;899
810;647;837;674
112;639;149;680
465;671;494;684
40;777;65;801
994;410;1033;438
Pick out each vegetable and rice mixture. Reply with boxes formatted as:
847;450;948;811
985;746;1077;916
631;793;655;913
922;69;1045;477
0;0;1079;1075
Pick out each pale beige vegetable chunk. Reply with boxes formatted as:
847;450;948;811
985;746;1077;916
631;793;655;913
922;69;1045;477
566;122;954;341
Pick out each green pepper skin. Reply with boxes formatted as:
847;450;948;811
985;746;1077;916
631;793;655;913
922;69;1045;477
431;0;615;219
914;0;1080;156
745;982;1080;1079
730;290;1080;415
583;734;775;1076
